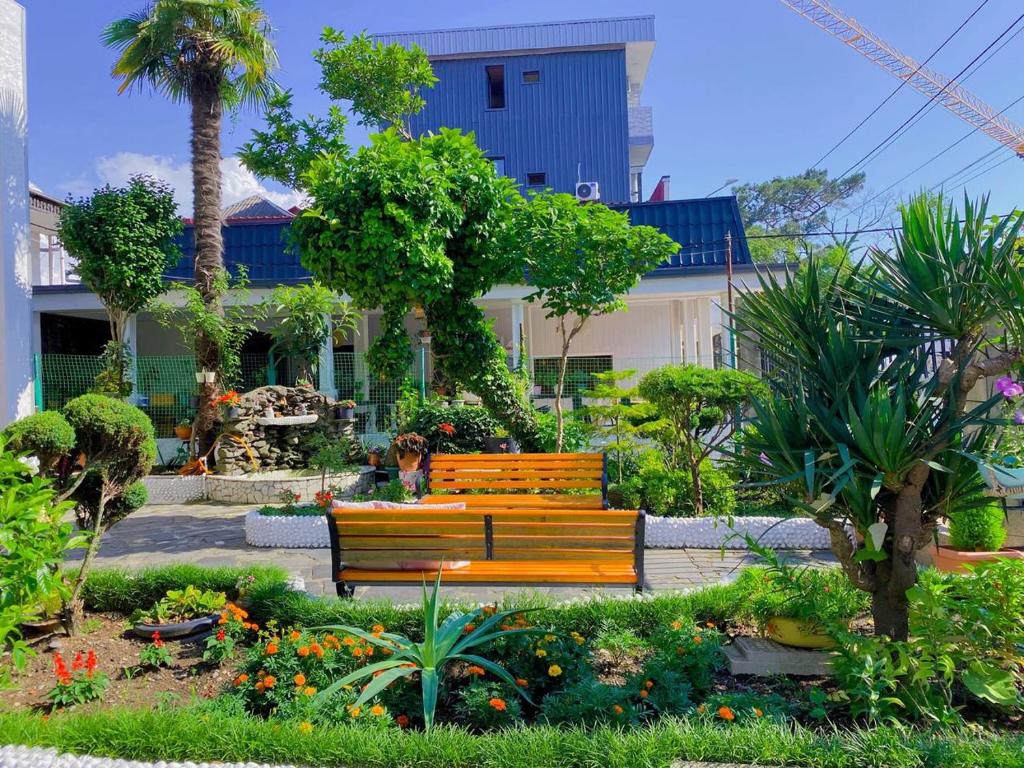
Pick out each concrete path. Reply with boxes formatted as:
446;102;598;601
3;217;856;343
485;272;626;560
67;502;835;599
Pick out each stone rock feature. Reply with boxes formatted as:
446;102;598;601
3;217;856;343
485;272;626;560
206;467;373;505
724;636;833;677
215;385;355;475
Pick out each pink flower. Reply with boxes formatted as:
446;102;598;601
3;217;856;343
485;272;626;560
758;452;773;466
1014;411;1024;426
995;376;1023;398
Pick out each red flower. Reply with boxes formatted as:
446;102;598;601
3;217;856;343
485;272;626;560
53;653;71;685
214;390;241;406
395;714;410;728
314;490;334;508
86;650;97;677
152;631;164;648
216;630;226;642
438;423;456;436
71;652;84;671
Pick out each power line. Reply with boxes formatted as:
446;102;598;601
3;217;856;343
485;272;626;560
809;0;990;171
952;153;1015;188
744;210;1019;240
832;11;1024;184
931;144;1007;190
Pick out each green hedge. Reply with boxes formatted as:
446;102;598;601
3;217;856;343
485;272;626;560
0;708;1020;768
82;564;289;615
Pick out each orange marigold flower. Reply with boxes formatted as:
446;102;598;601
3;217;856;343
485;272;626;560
294;673;306;686
753;707;764;718
463;624;475;633
351;647;363;658
671;620;683;630
233;674;249;686
372;624;385;634
304;686;317;696
263;675;277;688
311;643;324;657
364;646;373;657
639;689;649;699
370;704;386;716
297;646;310;657
547;664;562;677
645;679;654;690
250;623;259;631
342;636;355;646
613;704;624;715
290;630;302;641
706;621;716;628
255;682;265;693
515;678;528;687
693;636;703;645
265;643;279;655
218;616;227;625
717;706;735;721
488;697;507;711
349;706;361;717
297;721;313;734
696;704;706;714
466;665;485;676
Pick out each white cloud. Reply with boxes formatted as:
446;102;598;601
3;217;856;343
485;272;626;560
60;152;305;215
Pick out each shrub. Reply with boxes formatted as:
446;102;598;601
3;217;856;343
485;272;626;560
735;564;869;634
645;619;724;695
2;411;76;471
697;691;792;723
948;498;1006;551
403;403;499;454
630;661;692;717
454;681;522;730
616;452;735;518
535;411;589;453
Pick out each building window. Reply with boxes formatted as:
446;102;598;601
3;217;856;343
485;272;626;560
489;157;506;176
526;172;546;187
522;70;541;84
485;65;505;109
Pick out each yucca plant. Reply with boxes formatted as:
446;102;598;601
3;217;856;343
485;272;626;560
732;193;1024;640
314;570;549;730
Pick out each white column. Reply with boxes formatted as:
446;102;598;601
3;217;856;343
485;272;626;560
669;300;682;363
318;314;337;399
695;298;713;368
0;0;34;424
511;301;525;370
680;299;696;364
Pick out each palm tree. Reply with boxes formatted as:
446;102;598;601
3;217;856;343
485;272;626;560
103;0;277;448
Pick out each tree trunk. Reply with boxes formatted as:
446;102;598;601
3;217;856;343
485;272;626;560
868;481;926;640
191;78;225;457
61;493;107;636
553;326;570;453
688;457;705;517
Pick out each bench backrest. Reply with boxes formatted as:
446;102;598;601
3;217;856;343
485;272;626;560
427;452;608;503
328;506;642;567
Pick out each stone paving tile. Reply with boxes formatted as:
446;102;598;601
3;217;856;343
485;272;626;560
66;502;836;599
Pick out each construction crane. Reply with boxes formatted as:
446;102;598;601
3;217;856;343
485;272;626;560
780;0;1024;158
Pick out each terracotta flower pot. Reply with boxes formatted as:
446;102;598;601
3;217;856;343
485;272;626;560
368;453;382;468
933;545;1024;574
174;426;193;441
397;451;423;472
765;616;836;649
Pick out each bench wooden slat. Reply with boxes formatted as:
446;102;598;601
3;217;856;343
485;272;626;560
429;469;604;480
420;495;605;509
430;479;603;490
339;560;637;585
429;453;601;464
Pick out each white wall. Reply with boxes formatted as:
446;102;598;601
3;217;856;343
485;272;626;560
525;300;676;362
0;0;33;424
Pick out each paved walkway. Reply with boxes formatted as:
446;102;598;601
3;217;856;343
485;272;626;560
68;502;835;599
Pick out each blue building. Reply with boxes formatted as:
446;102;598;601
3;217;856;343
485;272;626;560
374;16;655;203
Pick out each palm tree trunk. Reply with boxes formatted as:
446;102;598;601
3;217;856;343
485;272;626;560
191;79;225;456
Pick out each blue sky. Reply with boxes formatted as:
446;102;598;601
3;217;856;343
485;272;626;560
22;0;1023;228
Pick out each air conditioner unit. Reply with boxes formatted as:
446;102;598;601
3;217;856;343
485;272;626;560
575;181;600;202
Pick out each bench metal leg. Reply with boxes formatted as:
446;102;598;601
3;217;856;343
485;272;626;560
336;582;355;598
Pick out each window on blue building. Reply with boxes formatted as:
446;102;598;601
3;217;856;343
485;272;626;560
526;172;546;187
485;65;505;109
522;70;541;84
489;157;506;176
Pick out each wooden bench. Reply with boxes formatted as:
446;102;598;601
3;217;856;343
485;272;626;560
326;503;645;596
422;452;609;509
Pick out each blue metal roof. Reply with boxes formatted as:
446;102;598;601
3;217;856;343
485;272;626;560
611;196;752;274
168;195;750;285
372;16;654;58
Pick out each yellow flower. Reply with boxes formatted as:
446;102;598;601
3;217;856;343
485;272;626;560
297;721;313;734
671;620;683;631
547;664;562;677
544;634;556;642
370;704;386;716
535;648;547;658
304;686;317;696
754;707;764;718
349;706;362;717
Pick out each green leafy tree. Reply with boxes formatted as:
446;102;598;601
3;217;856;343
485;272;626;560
61;394;157;632
241;32;542;448
57;175;182;396
0;438;83;680
316;29;436;139
638;365;765;517
104;0;278;445
517;193;678;451
733;193;1024;639
261;283;359;385
581;370;651;483
734;168;865;235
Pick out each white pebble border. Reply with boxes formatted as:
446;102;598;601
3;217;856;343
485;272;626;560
0;745;295;768
645;515;831;550
245;510;328;548
141;475;207;505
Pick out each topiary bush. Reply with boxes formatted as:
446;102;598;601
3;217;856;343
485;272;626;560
403;403;499;454
2;411;76;472
535;411;589;454
615;452;735;518
948;499;1006;552
60;394;157;631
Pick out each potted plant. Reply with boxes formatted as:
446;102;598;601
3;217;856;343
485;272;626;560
934;498;1024;573
366;444;386;468
336;399;357;420
394;432;428;472
214;390;242;420
173;418;193;441
296;377;314;390
484;426;519;454
129;585;227;639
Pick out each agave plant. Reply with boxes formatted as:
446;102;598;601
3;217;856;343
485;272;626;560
314;570;549;730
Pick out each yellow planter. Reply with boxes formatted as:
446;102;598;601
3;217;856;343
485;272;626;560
765;616;836;649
